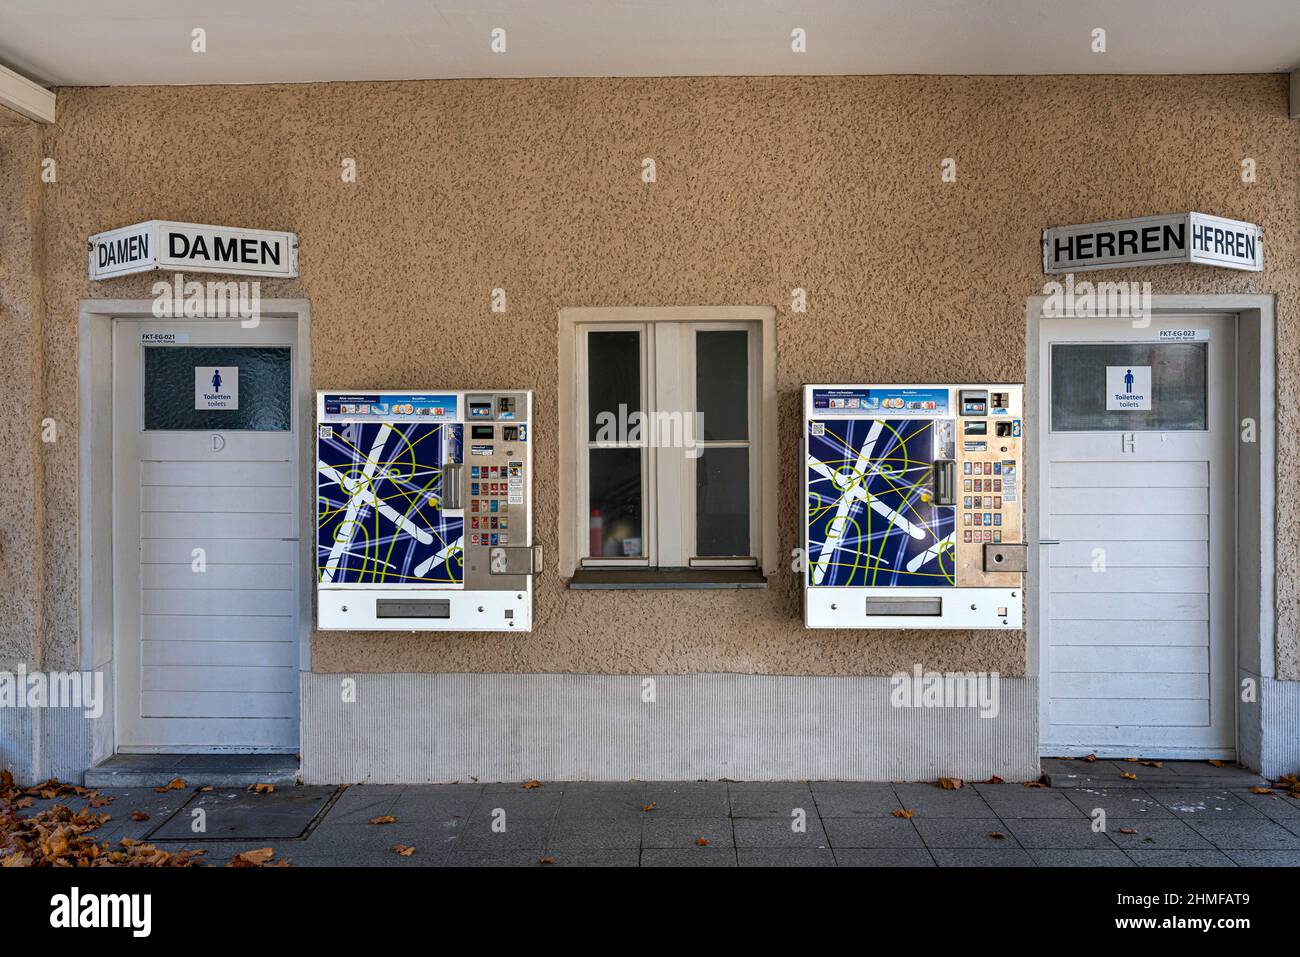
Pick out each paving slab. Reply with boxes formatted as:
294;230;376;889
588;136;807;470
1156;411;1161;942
546;817;642;849
738;848;835;867
729;786;817;818
1028;848;1134;867
457;814;551;850
930;847;1035;867
1102;819;1214;850
1003;818;1115;849
808;783;904;818
733;816;829;848
821;816;924;849
642;817;734;848
1062;788;1172;819
973;783;1087;818
641;782;729;818
914;819;1024;849
539;848;639;867
1222;849;1300;866
892;783;997;818
148;785;336;841
1148;788;1269;821
641;847;737;867
1234;790;1300;821
322;785;404;824
1187;819;1300;850
1126;849;1236;867
833;848;935;867
443;848;548;867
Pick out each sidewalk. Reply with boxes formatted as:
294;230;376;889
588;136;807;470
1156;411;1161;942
7;761;1300;867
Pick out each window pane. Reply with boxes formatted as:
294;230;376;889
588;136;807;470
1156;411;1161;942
144;345;291;431
1051;342;1207;432
588;330;641;441
695;330;748;440
589;448;643;557
696;447;750;557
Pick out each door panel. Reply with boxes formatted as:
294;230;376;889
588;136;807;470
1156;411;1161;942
1040;315;1234;758
114;319;300;751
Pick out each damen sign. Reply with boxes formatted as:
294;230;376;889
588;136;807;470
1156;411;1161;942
1043;212;1262;274
88;221;299;280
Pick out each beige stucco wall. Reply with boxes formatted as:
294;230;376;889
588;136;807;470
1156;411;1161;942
0;110;45;674
24;75;1300;679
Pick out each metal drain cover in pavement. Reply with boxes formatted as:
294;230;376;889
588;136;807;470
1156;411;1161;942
148;786;338;841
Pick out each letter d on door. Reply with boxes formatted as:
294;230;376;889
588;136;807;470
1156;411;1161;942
211;434;226;452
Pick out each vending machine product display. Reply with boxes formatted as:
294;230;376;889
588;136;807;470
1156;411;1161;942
803;384;1026;629
316;390;539;631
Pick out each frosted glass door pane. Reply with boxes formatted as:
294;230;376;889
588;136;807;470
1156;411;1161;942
143;346;291;431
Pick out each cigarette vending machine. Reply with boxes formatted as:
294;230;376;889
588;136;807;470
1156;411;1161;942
316;390;540;631
803;384;1026;629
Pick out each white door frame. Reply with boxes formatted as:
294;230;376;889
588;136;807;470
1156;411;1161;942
78;299;312;763
1025;294;1276;765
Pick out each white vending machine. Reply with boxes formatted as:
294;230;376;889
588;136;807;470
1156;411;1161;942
803;384;1026;629
316;390;540;631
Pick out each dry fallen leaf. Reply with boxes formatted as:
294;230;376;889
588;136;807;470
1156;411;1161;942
1140;761;1164;768
988;832;1006;840
394;844;416;857
694;837;710;846
248;783;275;794
642;802;657;813
1120;772;1138;780
1022;781;1047;789
539;856;555;865
1207;759;1226;768
892;809;914;819
937;777;963;790
521;780;542;790
198;786;213;792
369;815;396;825
153;777;186;793
227;847;280;867
1118;828;1138;834
1249;787;1273;795
129;811;150;821
985;775;1005;785
1081;754;1098;763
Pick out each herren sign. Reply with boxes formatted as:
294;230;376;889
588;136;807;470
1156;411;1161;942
1043;212;1262;274
88;221;299;280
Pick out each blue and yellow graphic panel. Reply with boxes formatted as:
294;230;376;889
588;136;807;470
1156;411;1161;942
806;417;956;588
317;421;464;585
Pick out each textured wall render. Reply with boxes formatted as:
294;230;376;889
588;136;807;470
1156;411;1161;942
31;75;1300;679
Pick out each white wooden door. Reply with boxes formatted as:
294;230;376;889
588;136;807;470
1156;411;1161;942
113;319;299;751
1040;314;1234;758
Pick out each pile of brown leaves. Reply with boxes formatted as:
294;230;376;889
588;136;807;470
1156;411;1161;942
1;770;286;867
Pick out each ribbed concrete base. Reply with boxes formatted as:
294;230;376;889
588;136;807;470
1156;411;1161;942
301;672;1039;784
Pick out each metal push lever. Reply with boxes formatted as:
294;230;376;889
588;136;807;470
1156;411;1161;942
931;459;957;506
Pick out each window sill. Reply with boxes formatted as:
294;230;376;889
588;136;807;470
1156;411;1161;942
567;567;768;590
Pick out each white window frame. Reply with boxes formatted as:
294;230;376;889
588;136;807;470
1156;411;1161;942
558;306;778;579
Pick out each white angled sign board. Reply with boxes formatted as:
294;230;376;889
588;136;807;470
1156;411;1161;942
88;221;299;280
1043;212;1262;274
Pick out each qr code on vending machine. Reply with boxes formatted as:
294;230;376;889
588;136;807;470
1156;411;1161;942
810;422;825;436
